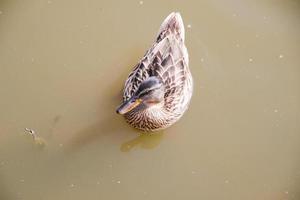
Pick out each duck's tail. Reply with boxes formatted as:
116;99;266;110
156;12;185;43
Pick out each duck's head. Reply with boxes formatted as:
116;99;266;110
116;77;165;115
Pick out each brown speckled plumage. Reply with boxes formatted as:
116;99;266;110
119;12;193;131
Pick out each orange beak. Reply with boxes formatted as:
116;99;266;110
116;98;142;115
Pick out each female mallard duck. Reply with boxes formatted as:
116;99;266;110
116;12;193;131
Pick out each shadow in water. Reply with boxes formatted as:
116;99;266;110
66;115;127;152
120;132;164;152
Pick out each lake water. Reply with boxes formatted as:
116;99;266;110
0;0;299;199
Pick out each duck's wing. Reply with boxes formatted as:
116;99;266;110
123;12;189;104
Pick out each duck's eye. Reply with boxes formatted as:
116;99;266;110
138;89;152;97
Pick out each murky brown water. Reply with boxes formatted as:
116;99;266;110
0;0;300;199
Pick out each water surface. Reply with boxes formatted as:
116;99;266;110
0;0;299;199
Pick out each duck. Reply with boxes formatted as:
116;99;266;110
116;12;193;132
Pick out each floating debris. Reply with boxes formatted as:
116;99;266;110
187;24;192;29
24;128;46;148
279;54;284;59
249;58;253;62
139;1;144;5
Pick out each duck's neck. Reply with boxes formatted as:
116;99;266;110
124;103;177;131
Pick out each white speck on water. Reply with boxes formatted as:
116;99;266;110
69;183;75;188
285;191;289;194
235;43;240;48
249;58;253;62
139;1;144;5
279;54;284;59
187;24;192;29
20;179;25;183
225;180;229;184
263;16;269;23
274;109;279;113
116;180;121;184
47;0;52;4
200;58;204;62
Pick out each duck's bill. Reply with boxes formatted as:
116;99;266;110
116;98;142;115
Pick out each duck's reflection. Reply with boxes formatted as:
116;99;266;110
120;132;164;152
